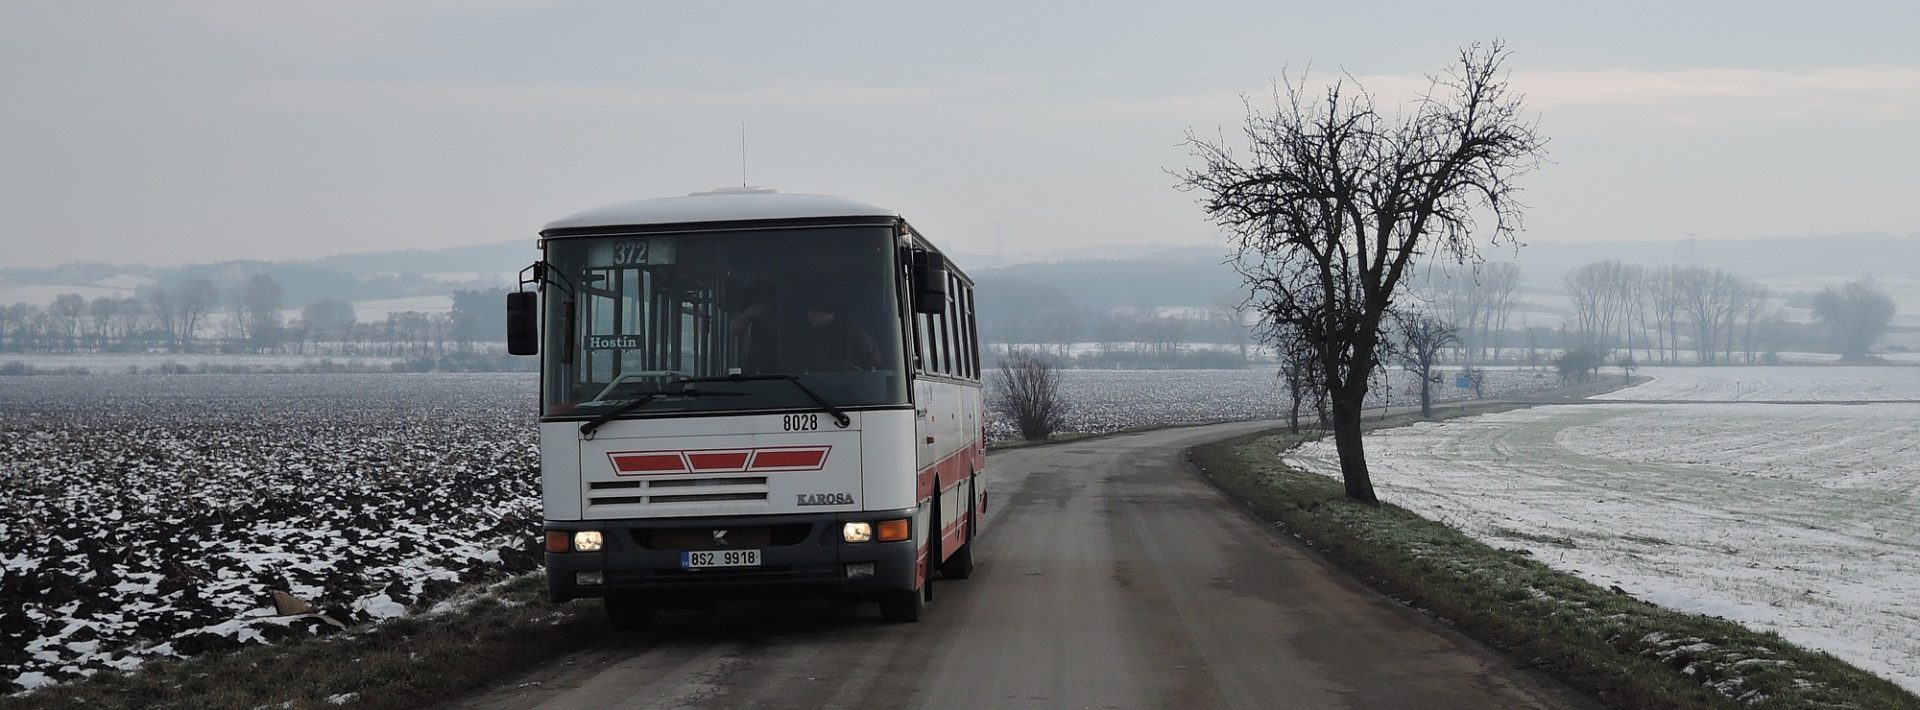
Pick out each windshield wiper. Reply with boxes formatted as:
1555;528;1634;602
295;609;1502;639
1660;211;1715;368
577;385;750;438
579;394;658;438
681;374;851;428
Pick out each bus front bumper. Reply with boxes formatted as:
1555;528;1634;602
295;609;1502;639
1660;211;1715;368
542;510;920;603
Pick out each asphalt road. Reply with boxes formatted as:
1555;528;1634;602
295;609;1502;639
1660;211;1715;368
462;420;1598;710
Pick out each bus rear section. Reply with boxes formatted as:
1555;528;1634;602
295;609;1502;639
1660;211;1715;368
510;188;985;623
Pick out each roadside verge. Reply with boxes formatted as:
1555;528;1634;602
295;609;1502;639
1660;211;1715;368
1188;408;1920;710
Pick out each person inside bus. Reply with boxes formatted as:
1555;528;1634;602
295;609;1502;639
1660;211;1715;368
795;290;884;370
728;280;780;373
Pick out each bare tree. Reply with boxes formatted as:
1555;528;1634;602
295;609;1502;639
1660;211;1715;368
303;299;356;353
1214;293;1252;361
1047;311;1081;359
1274;325;1326;434
1179;42;1545;504
49;294;85;352
1674;266;1740;365
174;276;217;350
1479;262;1521;362
240;273;284;351
1425;264;1484;362
1393;310;1459;418
1611;263;1647;360
111;296;149;344
1813;277;1896;361
993;350;1071;441
150;287;178;348
1650;266;1687;364
1564;260;1631;353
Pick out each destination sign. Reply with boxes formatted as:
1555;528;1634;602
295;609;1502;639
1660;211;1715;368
587;335;641;350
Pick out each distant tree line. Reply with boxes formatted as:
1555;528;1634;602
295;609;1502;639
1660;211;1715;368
1557;261;1894;365
975;278;1259;369
0;274;511;359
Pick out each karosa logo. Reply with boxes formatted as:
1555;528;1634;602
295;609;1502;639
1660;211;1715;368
606;446;832;475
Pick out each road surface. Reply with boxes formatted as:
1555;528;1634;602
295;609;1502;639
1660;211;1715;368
462;420;1598;709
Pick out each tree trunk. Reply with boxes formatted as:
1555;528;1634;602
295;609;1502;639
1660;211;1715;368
1418;365;1433;418
1287;381;1303;434
1330;395;1378;505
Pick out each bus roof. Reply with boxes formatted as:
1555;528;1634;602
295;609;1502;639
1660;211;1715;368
541;187;899;234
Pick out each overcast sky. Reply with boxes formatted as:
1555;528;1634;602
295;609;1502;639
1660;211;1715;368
3;1;1917;268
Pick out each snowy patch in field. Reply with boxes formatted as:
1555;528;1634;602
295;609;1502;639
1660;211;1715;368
1767;351;1844;364
980;368;1564;440
0;353;406;374
1285;402;1920;692
348;295;454;321
1596;366;1920;402
0;374;544;692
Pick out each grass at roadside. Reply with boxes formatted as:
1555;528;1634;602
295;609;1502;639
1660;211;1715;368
1;576;595;710
1190;422;1920;710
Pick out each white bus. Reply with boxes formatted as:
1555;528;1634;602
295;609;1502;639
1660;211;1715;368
508;187;986;624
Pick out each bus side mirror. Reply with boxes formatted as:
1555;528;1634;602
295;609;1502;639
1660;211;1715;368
507;291;539;356
913;251;949;315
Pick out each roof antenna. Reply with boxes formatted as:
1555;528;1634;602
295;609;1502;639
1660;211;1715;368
740;121;748;187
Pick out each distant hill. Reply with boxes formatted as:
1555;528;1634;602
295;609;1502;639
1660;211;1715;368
5;231;1914;311
305;240;533;277
971;248;1236;313
1497;232;1920;288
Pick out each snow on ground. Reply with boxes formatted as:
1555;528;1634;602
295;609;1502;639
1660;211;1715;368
1;353;406;374
347;295;454;321
1286;399;1920;693
0;374;543;692
982;367;1563;440
1594;365;1920;401
0;366;1568;692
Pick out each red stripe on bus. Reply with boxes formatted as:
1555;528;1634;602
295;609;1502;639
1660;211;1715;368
609;453;686;474
686;451;750;471
917;441;985;499
750;447;830;470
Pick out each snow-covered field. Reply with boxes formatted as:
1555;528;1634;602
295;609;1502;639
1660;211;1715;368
345;295;454;320
982;367;1563;439
0;366;1569;693
0;374;543;692
1;353;407;374
1594;365;1920;401
1286;370;1920;692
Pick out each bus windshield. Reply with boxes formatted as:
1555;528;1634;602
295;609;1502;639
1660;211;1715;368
540;225;910;419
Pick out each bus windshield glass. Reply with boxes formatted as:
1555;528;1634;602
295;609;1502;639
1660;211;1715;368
540;225;909;419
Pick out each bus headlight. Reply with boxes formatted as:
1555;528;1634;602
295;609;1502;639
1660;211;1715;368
842;522;873;543
572;530;605;552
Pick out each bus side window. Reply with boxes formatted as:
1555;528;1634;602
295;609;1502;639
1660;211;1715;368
916;311;935;374
944;274;962;377
961;285;978;380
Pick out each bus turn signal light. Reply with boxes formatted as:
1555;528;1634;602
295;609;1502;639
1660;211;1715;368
544;531;570;553
876;519;911;542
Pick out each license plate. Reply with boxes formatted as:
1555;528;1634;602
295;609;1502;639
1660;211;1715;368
681;549;761;569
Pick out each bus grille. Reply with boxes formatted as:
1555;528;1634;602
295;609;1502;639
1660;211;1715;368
586;475;770;508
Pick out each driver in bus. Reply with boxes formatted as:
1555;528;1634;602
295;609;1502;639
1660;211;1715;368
797;290;884;369
728;280;780;373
